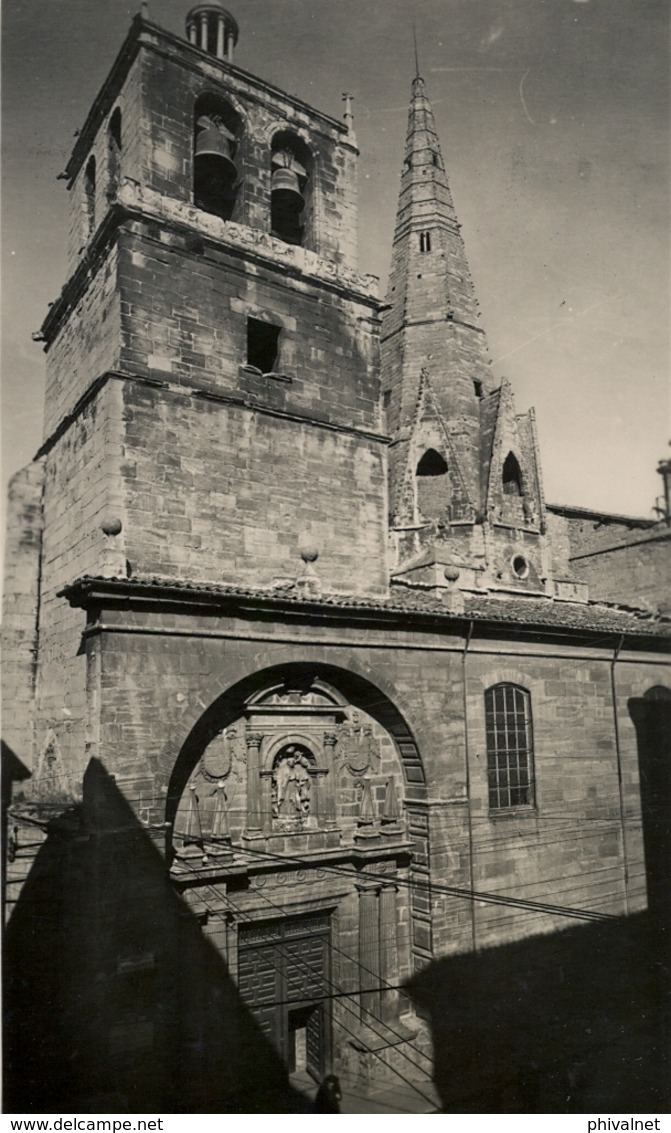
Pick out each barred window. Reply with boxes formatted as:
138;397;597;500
485;684;534;809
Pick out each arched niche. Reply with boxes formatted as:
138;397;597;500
269;130;314;247
165;662;426;860
415;447;450;520
82;155;96;242
502;451;523;497
193;92;242;221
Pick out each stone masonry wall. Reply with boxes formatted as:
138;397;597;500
34;381;127;786
1;460;45;769
465;647;650;950
116;222;379;429
77;608;658;957
547;510;670;612
571;536;670;613
43;245;121;439
548;509;653;558
120;379;388;594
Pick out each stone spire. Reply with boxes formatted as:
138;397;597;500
381;74;493;522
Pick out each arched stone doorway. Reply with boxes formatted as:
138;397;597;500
165;663;431;1085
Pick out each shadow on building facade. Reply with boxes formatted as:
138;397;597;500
3;758;310;1114
406;683;671;1113
408;911;668;1113
628;686;671;925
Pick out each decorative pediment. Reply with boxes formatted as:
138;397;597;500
396;370;474;526
484;380;545;530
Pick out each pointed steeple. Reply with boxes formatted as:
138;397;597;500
381;74;493;522
383;73;560;603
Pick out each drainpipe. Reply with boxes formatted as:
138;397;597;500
610;633;629;915
462;620;477;952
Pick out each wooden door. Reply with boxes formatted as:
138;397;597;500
237;913;330;1078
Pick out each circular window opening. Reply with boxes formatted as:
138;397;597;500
512;554;530;580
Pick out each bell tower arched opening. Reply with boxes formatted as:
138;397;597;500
270;131;313;247
193;93;241;221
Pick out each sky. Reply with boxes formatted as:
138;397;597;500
2;0;670;539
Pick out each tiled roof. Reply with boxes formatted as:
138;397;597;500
60;574;671;641
547;502;656;527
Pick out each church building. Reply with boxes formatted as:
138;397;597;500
3;2;669;1111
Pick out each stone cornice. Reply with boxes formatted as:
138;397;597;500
116;181;380;304
39;184;381;346
34;370;390;461
58;574;671;646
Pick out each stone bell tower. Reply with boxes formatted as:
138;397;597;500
21;4;388;780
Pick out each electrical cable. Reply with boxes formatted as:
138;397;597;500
173;832;619;923
174;857;437;1107
188;864;434;1081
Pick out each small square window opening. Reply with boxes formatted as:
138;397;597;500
247;317;281;373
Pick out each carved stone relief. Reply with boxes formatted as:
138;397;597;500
336;712;381;778
199;724;247;784
178;725;247;851
271;744;314;830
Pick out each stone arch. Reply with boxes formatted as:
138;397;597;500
192;90;244;221
165;659;427;842
473;666;541;694
502;450;523;496
268;128;317;248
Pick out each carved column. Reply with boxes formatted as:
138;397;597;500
245;732;264;835
379;883;399;1023
216;15;225;59
322;732;338;827
356;881;381;1024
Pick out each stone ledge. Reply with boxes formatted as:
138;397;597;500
117;180;381;304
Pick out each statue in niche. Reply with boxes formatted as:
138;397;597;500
336;711;381;778
272;745;313;828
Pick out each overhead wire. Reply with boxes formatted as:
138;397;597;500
177;855;433;1078
173;833;620;923
229;865;432;1067
174;856;437;1108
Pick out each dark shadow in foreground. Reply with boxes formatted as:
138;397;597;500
629;686;671;924
407;680;671;1114
3;758;310;1114
1;740;31;904
408;911;669;1113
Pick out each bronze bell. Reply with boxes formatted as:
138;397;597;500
271;150;306;206
195;115;237;180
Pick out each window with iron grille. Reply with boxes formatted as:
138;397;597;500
485;684;534;809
